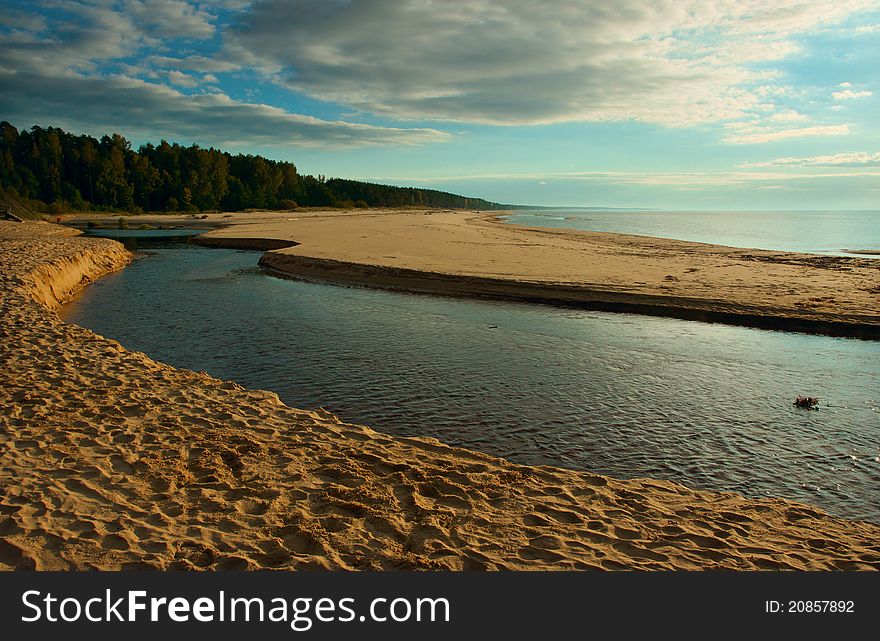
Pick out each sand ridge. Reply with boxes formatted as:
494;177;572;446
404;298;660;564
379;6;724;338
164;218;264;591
2;220;880;571
189;209;880;337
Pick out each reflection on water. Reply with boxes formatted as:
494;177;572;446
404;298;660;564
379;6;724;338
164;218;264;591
64;245;880;523
82;228;203;250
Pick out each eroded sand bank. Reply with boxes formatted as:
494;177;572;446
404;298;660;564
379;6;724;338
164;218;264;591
192;209;880;337
2;220;880;570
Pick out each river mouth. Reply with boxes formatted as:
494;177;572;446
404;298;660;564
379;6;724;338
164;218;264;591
62;242;880;523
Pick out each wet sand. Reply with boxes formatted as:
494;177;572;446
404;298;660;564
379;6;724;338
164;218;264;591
3;219;880;570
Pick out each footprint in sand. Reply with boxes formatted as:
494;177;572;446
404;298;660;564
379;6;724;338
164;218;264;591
0;540;37;570
522;513;552;527
101;533;130;551
235;498;270;515
216;556;250;571
109;454;135;474
535;505;582;525
612;525;642;540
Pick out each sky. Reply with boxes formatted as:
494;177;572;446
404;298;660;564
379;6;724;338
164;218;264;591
1;0;879;209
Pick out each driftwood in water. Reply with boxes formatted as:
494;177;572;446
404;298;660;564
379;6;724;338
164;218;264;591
794;396;819;409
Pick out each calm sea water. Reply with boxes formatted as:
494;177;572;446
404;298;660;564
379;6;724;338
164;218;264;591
63;244;880;523
504;210;880;255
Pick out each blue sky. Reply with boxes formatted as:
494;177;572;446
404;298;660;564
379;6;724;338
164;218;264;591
1;0;879;209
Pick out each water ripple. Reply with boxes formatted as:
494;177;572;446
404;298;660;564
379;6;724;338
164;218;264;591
64;245;880;523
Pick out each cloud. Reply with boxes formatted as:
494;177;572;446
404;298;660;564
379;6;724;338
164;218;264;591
0;3;147;75
831;89;873;100
0;8;48;31
3;0;877;153
724;124;850;144
229;0;877;126
740;151;880;168
148;55;240;73
366;169;880;187
0;2;445;148
0;2;228;85
165;70;199;88
209;0;254;9
0;71;450;148
125;0;216;39
768;110;810;122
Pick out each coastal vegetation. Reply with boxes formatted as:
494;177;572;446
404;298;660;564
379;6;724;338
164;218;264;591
0;122;504;216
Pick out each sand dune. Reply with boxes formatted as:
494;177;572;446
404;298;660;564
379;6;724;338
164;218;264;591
2;220;880;571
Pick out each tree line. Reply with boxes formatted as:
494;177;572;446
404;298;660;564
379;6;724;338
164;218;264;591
0;122;504;215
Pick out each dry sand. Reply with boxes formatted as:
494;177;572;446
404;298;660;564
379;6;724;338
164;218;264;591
2;219;880;571
190;209;880;337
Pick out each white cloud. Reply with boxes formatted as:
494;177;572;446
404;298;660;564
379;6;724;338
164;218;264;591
3;0;878;151
0;70;449;148
0;68;449;150
206;0;253;9
0;8;48;31
724;124;851;144
768;110;810;122
832;89;873;100
125;0;216;39
229;0;877;126
165;70;199;88
367;169;880;187
740;151;880;167
0;2;445;148
0;3;148;75
148;55;240;73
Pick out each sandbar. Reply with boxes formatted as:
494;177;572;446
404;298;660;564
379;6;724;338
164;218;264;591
185;209;879;338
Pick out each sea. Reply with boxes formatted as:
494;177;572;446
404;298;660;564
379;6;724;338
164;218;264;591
502;209;880;256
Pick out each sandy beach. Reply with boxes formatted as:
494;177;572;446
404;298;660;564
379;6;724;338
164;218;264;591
179;209;880;338
2;218;880;570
